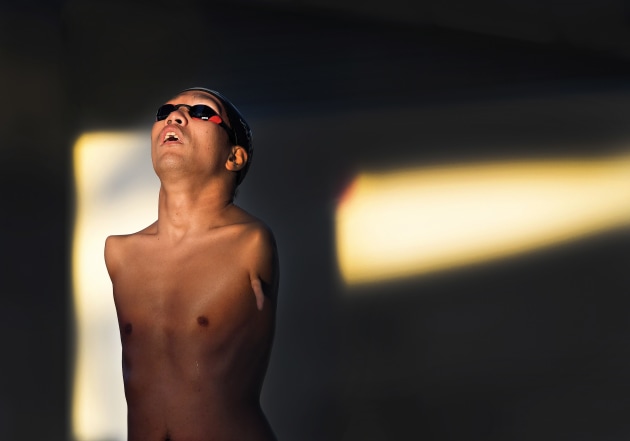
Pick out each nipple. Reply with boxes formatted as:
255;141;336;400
123;323;133;335
197;316;209;327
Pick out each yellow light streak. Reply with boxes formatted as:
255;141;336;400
72;131;157;441
336;155;630;285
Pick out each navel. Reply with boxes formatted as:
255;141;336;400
197;316;209;327
123;323;133;335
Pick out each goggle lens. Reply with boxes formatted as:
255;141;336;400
155;103;236;144
156;104;221;121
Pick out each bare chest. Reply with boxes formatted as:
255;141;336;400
112;243;254;339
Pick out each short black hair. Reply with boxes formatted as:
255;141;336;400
180;87;253;186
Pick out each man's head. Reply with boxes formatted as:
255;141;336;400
152;87;253;188
180;87;253;186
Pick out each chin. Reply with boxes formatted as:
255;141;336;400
154;157;190;175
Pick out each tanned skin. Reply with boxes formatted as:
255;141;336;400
104;90;278;441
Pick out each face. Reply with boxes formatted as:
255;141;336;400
151;90;234;180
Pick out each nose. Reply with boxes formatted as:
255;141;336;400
166;106;188;126
166;113;183;125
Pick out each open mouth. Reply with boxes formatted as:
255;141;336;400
163;132;180;143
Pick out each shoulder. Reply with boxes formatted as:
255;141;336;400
231;218;278;271
225;209;279;284
104;234;127;280
104;222;157;279
240;219;276;251
226;206;277;250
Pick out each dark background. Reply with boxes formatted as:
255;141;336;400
2;1;630;440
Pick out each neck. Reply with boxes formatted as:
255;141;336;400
156;178;235;239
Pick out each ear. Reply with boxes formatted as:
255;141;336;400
225;146;248;172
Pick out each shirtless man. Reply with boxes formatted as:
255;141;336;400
104;87;278;441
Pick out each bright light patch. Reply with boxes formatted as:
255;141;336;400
336;155;630;285
72;131;158;441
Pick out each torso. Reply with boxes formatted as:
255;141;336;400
106;218;278;441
